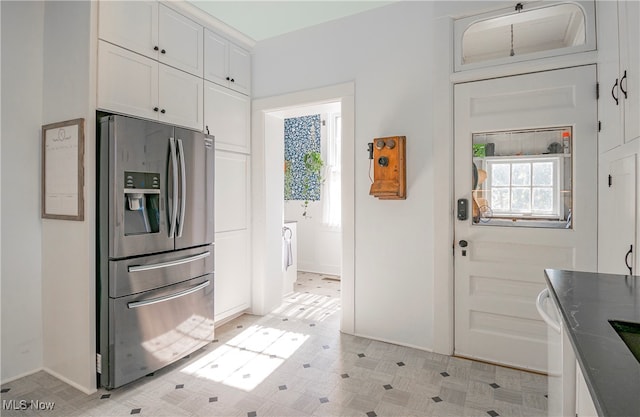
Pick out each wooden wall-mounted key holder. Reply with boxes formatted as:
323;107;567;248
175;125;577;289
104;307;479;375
369;136;406;200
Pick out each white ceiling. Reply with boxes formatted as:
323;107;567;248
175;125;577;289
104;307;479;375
188;1;393;42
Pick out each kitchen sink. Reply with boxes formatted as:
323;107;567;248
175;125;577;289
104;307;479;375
609;320;640;364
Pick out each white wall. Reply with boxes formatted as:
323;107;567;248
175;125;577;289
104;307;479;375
0;0;45;382
284;200;341;275
41;1;97;393
253;2;436;350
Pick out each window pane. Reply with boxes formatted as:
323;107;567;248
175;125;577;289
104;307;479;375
533;187;553;212
511;188;531;212
532;162;553;186
511;163;531;186
491;188;510;211
491;164;510;186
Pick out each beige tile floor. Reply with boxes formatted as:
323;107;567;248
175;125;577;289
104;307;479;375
0;272;548;416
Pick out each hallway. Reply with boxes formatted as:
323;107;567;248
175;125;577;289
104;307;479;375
1;272;547;416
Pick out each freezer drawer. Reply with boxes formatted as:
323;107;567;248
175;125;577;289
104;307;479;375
109;245;213;298
104;274;214;389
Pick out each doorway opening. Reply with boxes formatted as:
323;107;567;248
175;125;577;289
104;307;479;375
251;82;355;334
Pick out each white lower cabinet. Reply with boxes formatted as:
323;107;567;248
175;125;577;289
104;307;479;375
214;149;250;322
97;40;203;130
214;230;250;322
576;362;598;417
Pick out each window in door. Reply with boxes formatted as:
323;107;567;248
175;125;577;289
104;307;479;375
472;127;572;228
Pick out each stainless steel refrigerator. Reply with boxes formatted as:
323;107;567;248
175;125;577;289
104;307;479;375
97;114;214;389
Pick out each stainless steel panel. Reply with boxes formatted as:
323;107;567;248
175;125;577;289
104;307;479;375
175;129;214;250
109;116;175;258
107;274;214;389
109;245;213;298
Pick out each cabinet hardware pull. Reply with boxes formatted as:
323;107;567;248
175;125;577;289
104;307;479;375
127;280;210;309
153;107;159;112
612;78;619;105
161;49;166;54
161;109;166;114
154;46;159;51
226;76;230;81
230;78;235;83
625;244;633;275
620;70;628;99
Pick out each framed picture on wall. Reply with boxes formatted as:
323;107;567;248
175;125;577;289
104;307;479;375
41;118;85;220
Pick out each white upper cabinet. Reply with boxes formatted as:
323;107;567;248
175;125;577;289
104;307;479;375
158;64;203;130
98;1;158;60
204;29;251;95
204;82;250;153
158;5;203;77
99;1;203;77
98;41;203;130
98;41;159;121
598;0;640;153
228;44;251;95
619;1;640;142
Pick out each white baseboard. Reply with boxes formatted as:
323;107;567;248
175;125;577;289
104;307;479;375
43;367;96;395
351;331;434;353
1;368;43;385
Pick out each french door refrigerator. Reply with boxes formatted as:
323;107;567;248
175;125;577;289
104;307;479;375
97;114;214;389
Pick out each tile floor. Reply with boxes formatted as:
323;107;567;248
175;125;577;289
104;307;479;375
1;272;548;417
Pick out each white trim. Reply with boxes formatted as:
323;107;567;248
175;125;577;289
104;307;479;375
251;82;355;335
0;368;44;386
352;332;435;354
43;367;97;395
161;1;256;49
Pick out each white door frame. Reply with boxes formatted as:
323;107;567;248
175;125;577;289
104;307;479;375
251;82;356;334
432;15;599;356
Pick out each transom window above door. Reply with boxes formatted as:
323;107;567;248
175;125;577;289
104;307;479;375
471;127;573;228
454;1;596;72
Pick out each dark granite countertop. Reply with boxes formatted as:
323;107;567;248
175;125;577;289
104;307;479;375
544;269;640;417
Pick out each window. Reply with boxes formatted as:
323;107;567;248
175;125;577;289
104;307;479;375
486;156;562;218
454;1;596;72
322;113;341;228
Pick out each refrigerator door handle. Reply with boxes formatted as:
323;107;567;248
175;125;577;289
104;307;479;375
177;138;186;238
127;280;210;309
168;138;179;238
127;251;210;273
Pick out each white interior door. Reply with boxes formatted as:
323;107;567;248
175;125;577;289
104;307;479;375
454;66;598;372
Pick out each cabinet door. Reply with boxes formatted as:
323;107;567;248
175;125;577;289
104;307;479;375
158;4;203;77
228;44;251;95
215;151;249;232
599;153;637;274
597;1;623;153
214;229;250;322
204;29;229;86
158;64;203;130
97;41;158;121
98;1;158;60
619;0;640;142
576;363;598;417
204;82;250;153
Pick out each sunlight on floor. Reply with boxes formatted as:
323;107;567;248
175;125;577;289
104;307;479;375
275;292;341;321
180;324;309;391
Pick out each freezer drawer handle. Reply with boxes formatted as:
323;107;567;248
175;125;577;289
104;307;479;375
128;251;210;273
127;280;210;309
